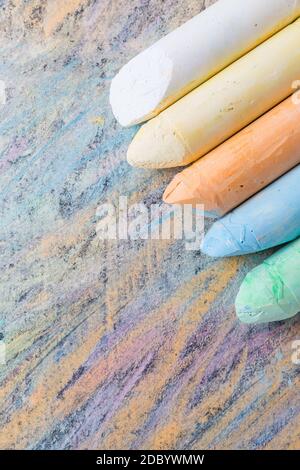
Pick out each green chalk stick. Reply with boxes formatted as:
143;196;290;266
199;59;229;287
236;238;300;324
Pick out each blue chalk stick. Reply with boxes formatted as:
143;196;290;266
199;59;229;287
201;164;300;257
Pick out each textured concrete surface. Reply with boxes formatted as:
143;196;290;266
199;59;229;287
0;0;299;450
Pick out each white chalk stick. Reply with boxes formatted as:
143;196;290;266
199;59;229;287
110;0;300;127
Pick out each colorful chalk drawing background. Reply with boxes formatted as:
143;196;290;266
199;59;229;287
0;0;299;450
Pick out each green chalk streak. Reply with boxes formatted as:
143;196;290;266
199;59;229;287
236;238;300;324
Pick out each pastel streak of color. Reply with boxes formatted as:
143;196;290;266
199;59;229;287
236;237;300;324
201;165;300;257
163;96;300;217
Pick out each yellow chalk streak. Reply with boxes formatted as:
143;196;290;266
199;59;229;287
266;413;300;450
0;319;106;449
192;353;299;449
90;116;105;126
146;316;246;450
82;258;240;449
43;0;86;37
38;207;93;258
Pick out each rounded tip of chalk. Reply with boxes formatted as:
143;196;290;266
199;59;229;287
235;264;291;324
109;47;174;127
127;116;188;169
163;177;196;205
200;221;241;257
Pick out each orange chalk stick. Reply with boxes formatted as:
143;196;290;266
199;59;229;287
163;95;300;217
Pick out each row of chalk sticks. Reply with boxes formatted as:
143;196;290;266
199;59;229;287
109;0;300;325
